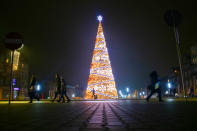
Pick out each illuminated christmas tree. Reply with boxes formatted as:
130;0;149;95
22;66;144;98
85;16;118;99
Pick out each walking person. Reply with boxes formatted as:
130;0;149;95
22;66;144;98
61;78;70;103
146;71;163;102
189;88;194;97
52;73;61;102
28;75;36;103
92;88;95;99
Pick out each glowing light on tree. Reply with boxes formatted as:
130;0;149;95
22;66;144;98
85;16;118;99
11;51;20;71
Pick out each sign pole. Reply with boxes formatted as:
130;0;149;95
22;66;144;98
9;50;15;104
173;27;187;101
3;32;23;104
164;10;187;101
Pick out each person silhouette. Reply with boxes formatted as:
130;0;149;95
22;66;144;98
52;73;61;102
28;75;36;103
146;71;163;102
92;88;95;99
60;78;70;103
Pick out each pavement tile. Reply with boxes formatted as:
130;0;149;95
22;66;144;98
132;128;155;131
60;127;80;131
86;123;104;128
107;121;123;126
106;126;127;131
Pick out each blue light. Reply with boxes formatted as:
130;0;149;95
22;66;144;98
37;84;40;91
165;90;169;95
167;82;172;88
126;88;129;92
13;78;16;86
119;90;123;97
97;15;103;22
167;80;172;89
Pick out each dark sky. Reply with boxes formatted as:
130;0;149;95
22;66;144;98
0;0;197;91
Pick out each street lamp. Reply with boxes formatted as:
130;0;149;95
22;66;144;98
164;10;187;101
126;88;129;92
36;84;40;91
167;80;172;89
126;87;129;98
119;90;123;98
167;80;172;96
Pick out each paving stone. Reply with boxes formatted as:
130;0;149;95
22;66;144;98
60;127;80;131
106;126;128;131
107;121;123;126
132;128;154;131
86;123;104;128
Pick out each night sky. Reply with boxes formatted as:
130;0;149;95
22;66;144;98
0;0;197;92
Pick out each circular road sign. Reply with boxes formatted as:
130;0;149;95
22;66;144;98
164;10;182;27
4;32;23;50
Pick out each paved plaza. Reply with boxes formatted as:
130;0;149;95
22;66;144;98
0;99;197;131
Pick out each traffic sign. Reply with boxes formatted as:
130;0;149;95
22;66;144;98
4;32;23;50
164;10;182;27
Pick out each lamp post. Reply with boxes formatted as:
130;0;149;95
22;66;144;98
167;80;172;96
3;32;23;104
119;90;123;98
126;87;129;98
164;10;187;101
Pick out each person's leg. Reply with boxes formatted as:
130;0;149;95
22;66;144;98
146;90;154;101
28;93;31;103
65;92;70;102
29;93;33;103
52;92;58;102
29;93;31;102
60;92;65;103
157;89;163;102
29;96;32;103
57;93;61;102
62;93;65;103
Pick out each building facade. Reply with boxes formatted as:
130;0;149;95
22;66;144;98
167;44;197;97
0;44;29;100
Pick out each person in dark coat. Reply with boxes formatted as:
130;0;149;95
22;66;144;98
146;71;163;102
60;78;70;103
28;75;36;103
52;73;61;102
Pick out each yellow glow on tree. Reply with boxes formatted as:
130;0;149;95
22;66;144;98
11;51;20;71
85;16;118;99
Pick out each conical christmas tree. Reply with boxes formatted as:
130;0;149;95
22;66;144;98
85;16;118;99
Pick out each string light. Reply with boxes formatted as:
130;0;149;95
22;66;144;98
85;16;118;99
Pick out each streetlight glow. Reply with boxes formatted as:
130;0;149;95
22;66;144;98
37;84;40;91
119;90;123;97
126;87;129;92
168;83;171;88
